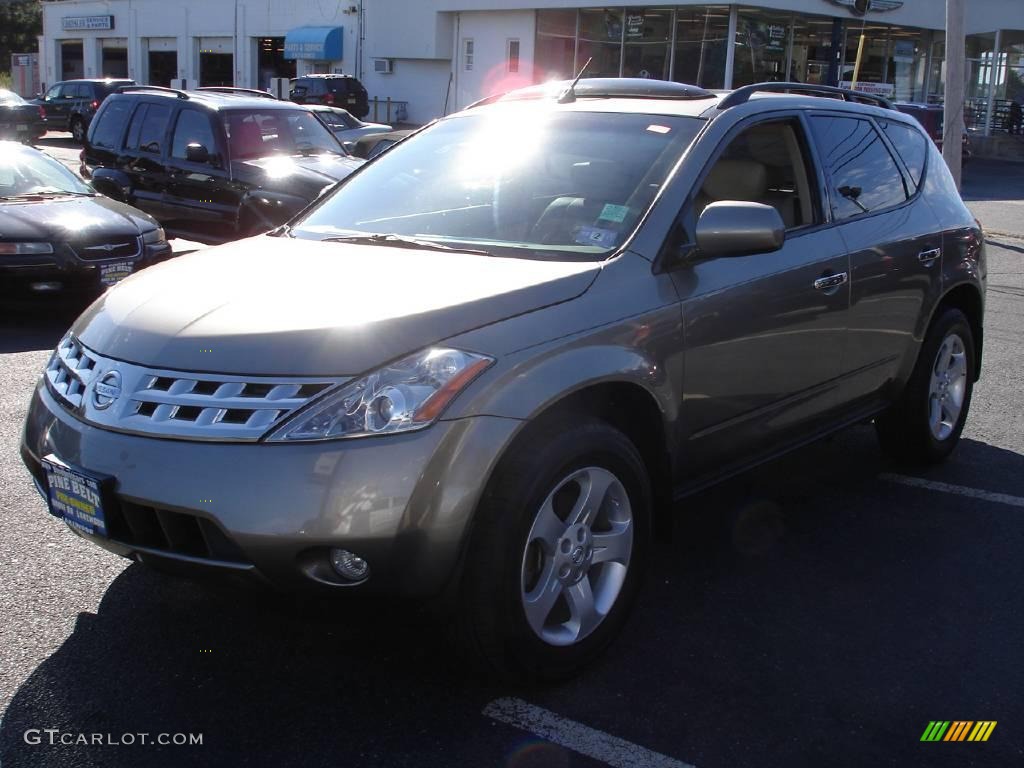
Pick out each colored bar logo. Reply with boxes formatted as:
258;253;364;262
920;721;997;742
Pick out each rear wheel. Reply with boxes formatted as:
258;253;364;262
876;308;975;464
70;116;85;143
459;417;650;682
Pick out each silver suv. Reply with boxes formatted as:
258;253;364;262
21;80;986;680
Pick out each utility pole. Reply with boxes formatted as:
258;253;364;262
943;0;966;189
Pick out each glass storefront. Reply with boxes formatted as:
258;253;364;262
534;5;936;102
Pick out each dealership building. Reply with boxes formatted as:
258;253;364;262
38;0;1024;132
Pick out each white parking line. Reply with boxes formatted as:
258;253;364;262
483;697;696;768
879;473;1024;508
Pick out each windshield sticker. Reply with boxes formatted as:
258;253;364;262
575;226;619;248
598;204;629;224
646;124;671;134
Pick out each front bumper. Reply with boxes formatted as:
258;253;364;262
21;380;519;595
0;242;172;297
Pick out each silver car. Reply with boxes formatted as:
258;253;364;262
22;80;985;680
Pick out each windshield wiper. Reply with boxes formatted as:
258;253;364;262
320;233;492;256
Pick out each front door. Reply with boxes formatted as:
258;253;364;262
671;116;850;480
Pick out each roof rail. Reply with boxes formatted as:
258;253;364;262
467;77;716;110
718;82;893;111
195;87;279;100
116;85;189;100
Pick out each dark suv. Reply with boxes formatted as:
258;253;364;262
32;79;135;143
23;80;985;681
289;75;369;119
81;87;363;243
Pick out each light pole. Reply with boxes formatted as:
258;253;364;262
943;0;966;189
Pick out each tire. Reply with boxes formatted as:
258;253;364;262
70;116;85;144
876;307;975;464
458;416;651;682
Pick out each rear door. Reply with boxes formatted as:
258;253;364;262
119;100;174;218
807;112;944;407
672;114;851;480
42;84;70;126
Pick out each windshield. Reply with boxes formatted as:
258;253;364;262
223;109;344;160
290;108;703;260
0;145;92;197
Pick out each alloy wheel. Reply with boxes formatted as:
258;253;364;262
519;466;633;647
928;332;968;441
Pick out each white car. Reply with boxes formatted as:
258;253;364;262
307;105;392;152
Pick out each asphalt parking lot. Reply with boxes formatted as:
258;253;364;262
0;140;1022;767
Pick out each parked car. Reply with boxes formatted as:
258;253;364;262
350;129;413;160
306;104;391;151
895;102;972;165
289;74;369;119
0;141;171;298
0;90;47;144
22;80;985;681
81;86;363;243
31;79;135;143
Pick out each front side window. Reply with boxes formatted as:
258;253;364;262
291;109;703;260
172;109;218;162
222;109;343;159
695;119;819;231
44;85;62;101
809;115;908;221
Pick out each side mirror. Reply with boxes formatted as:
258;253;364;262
695;201;785;258
185;142;211;164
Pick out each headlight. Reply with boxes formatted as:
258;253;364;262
266;348;494;442
0;242;53;255
142;227;167;245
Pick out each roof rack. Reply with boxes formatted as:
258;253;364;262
718;82;893;110
195;87;279;100
116;85;189;100
468;77;716;110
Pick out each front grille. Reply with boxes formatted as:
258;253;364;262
71;237;141;262
109;499;249;564
46;335;347;441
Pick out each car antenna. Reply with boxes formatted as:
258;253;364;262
557;58;593;104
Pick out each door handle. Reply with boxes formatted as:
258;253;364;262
918;247;941;265
814;272;848;291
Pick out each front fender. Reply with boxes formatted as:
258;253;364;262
237;189;315;232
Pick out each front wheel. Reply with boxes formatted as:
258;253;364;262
876;307;976;464
458;417;650;682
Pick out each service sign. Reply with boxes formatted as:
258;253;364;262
62;16;115;32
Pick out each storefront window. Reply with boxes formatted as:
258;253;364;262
536;9;577;81
733;7;792;87
623;8;672;79
840;21;893;96
673;6;730;88
790;15;839;86
579;8;623;78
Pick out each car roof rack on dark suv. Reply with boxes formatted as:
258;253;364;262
117;85;190;100
718;82;893;110
195;87;279;100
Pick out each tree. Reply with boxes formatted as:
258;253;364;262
0;0;43;76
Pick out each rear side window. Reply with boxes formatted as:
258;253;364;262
89;98;133;149
126;103;172;154
878;119;928;191
809;115;908;221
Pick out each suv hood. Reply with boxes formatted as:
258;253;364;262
235;153;362;188
73;236;599;375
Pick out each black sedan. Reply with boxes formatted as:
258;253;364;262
1;142;172;298
0;90;46;144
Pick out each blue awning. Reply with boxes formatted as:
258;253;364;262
284;26;343;61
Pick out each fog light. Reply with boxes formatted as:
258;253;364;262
329;548;369;582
